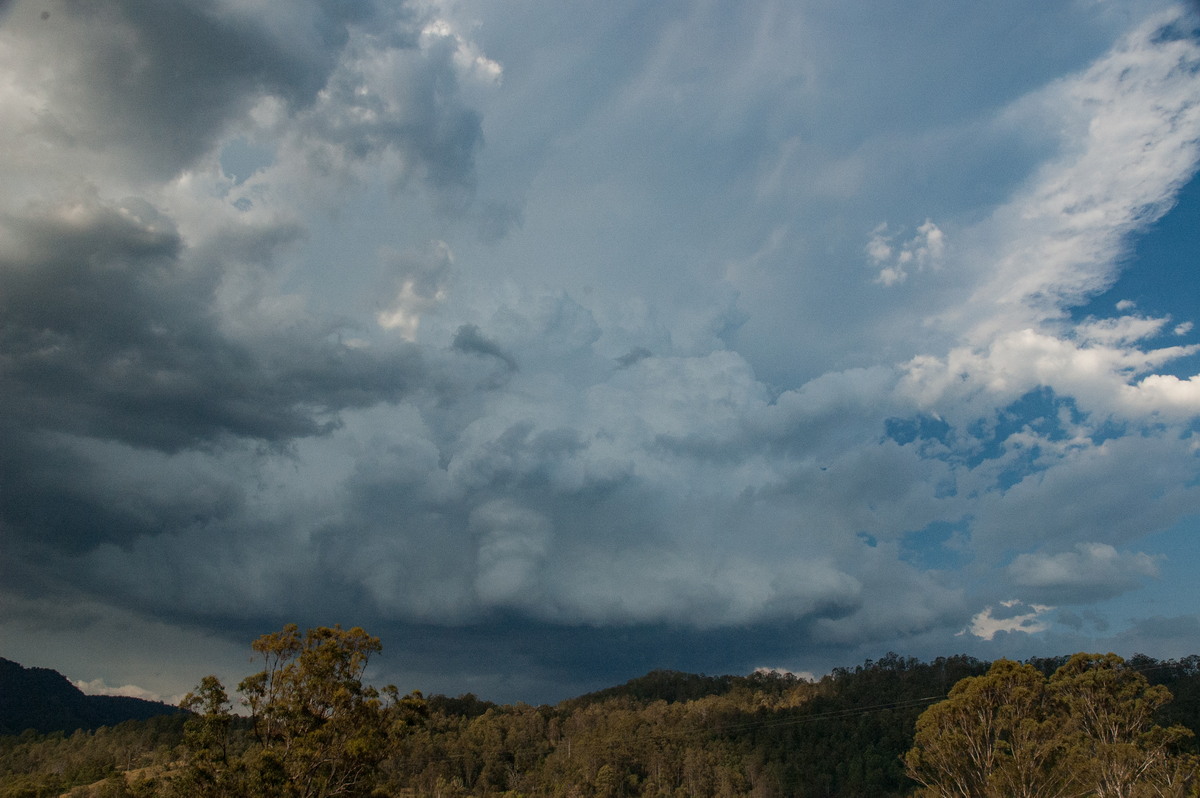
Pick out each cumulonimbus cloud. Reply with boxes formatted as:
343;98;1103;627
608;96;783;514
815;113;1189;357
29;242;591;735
2;1;1199;702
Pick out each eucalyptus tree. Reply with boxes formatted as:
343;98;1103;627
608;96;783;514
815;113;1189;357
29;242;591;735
905;653;1195;798
237;624;387;798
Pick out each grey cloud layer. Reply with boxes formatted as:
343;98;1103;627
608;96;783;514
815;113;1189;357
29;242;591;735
15;1;365;177
0;194;428;451
2;0;1200;700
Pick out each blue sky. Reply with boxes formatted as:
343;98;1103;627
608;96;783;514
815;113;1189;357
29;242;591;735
1;0;1199;704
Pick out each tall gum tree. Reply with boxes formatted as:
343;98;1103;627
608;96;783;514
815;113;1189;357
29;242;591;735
237;624;387;798
905;653;1196;798
1050;653;1195;798
905;659;1067;798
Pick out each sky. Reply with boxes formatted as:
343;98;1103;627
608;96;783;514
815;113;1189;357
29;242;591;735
2;0;1200;706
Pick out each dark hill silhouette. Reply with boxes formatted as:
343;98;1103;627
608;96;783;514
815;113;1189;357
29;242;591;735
563;666;813;710
564;669;739;708
0;656;182;735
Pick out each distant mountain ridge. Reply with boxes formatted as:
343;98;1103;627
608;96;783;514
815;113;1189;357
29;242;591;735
0;657;183;736
562;668;810;709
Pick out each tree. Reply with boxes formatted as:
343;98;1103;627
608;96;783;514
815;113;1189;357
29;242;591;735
904;659;1066;798
174;675;239;797
1050;653;1194;798
237;624;386;798
905;653;1196;798
180;676;232;765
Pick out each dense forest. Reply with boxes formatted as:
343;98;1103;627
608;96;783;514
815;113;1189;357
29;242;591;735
2;626;1198;797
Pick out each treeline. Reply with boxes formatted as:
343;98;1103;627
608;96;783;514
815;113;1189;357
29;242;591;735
2;627;1199;798
0;715;189;798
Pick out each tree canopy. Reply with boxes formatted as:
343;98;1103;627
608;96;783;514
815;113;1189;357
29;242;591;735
905;653;1198;798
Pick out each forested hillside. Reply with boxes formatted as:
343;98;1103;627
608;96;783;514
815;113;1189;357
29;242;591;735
0;658;182;736
2;629;1198;797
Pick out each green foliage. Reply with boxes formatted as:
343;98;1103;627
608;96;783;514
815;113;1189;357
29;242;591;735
372;655;976;797
905;653;1198;798
180;676;232;765
7;641;1200;798
1051;653;1196;798
0;715;186;798
905;660;1065;798
176;623;390;798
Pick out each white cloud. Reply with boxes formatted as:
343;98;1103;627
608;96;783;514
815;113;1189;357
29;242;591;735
899;326;1200;425
73;678;164;702
376;241;453;340
951;10;1200;340
1008;542;1160;603
754;666;817;682
420;17;503;86
868;219;946;286
1123;372;1200;414
963;599;1054;641
1074;314;1171;346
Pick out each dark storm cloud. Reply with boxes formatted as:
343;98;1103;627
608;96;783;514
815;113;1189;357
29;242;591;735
452;323;518;371
0;423;195;557
0;193;424;451
365;617;853;703
615;347;652;368
0;0;490;632
17;0;484;196
0;191;433;583
1055;609;1110;634
5;0;1200;708
1097;615;1200;662
28;0;374;177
